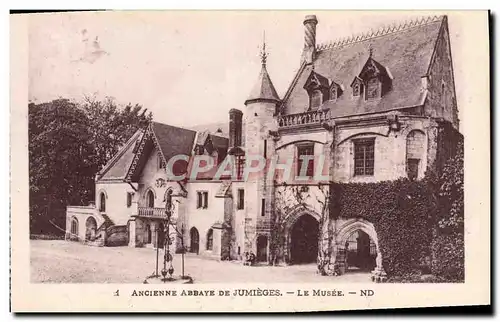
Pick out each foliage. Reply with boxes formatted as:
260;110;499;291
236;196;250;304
431;140;464;281
271;183;332;274
29;98;152;235
81;96;152;168
331;179;437;277
265;140;463;281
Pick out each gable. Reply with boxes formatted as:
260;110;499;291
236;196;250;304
97;130;144;181
282;16;443;118
125;122;197;182
425;17;459;128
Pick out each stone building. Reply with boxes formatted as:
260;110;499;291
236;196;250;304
66;14;461;277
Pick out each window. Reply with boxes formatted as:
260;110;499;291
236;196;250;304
146;190;155;208
99;192;106;212
406;130;426;180
366;77;380;100
353;82;362;97
70;218;78;236
330;86;337;101
237;189;244;210
236;155;245;180
158;155;166;169
206;229;213;251
407;158;420;181
441;82;447;112
197;191;208;209
126;192;132;207
297;144;314;177
310;89;322;110
197;192;202;208
353;139;375;176
261;199;266;217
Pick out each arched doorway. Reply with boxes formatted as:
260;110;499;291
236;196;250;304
335;219;383;276
345;230;377;272
206;229;214;251
190;227;199;254
145;224;152;244
85;216;97;241
256;235;268;262
290;214;319;264
146;190;155;208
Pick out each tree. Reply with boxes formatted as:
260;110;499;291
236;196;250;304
80;96;152;171
29;97;153;236
29;99;96;234
431;140;464;281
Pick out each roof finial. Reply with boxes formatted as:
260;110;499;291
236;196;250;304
260;30;268;66
369;43;374;58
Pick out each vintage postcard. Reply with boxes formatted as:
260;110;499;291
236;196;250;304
10;10;490;312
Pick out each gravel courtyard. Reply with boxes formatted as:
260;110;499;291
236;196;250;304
30;240;372;283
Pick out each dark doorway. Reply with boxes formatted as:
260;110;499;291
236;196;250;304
290;214;319;264
190;227;199;254
145;224;152;244
85;216;97;241
345;230;377;272
256;235;268;262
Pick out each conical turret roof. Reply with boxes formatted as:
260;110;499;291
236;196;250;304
245;64;280;105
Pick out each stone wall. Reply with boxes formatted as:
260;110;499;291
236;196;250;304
95;182;134;225
425;19;459;129
184;181;226;259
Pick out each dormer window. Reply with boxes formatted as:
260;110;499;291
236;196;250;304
366;77;381;100
310;89;322;110
304;71;329;110
329;82;343;101
353;55;392;100
351;77;364;97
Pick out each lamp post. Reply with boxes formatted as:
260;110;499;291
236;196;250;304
155;226;159;277
144;189;192;284
161;190;174;282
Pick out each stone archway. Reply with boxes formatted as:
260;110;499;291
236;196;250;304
190;227;199;254
334;219;385;280
290;214;319;264
85;216;97;241
283;205;321;265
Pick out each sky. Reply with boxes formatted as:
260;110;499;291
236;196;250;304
28;11;478;129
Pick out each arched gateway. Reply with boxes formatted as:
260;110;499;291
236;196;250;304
334;219;384;276
284;205;321;265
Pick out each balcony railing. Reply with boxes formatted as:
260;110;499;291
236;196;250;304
138;207;167;218
278;109;331;128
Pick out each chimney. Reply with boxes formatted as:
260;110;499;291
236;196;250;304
229;108;243;148
301;15;318;64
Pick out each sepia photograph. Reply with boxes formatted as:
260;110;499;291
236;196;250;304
10;9;490;312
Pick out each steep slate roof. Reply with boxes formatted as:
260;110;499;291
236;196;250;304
151;121;197;162
100;121;228;182
189;122;228;138
282;16;444;118
246;65;280;103
98;130;144;181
